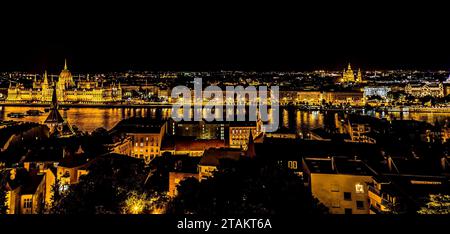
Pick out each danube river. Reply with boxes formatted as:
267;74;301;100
0;106;449;133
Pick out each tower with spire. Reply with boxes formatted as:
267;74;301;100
58;59;75;92
357;68;363;82
44;84;75;137
340;63;363;83
6;59;123;103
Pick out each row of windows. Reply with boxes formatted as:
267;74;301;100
135;148;159;153
135;142;159;147
332;200;365;210
231;140;247;144
231;137;250;141
137;137;159;143
231;129;255;134
133;154;157;159
331;184;365;194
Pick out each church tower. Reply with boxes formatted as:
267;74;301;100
42;71;49;89
356;68;363;83
41;71;51;102
44;84;75;137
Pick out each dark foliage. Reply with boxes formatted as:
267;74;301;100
168;158;328;215
0;171;8;214
50;154;150;214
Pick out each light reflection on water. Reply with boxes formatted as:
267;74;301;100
0;106;449;133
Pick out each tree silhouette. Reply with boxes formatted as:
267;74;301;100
0;172;8;214
50;154;165;214
168;158;328;215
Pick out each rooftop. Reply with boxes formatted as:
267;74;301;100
21;173;45;195
303;157;377;176
110;117;166;134
161;136;225;151
199;148;243;167
255;138;383;161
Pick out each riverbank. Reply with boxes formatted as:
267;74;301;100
2;101;450;113
0;102;174;108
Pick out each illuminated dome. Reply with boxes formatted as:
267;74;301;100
59;69;72;80
59;59;74;87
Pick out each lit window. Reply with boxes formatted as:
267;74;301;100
287;161;297;170
355;183;364;193
24;198;32;208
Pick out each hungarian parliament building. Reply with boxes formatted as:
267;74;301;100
6;60;122;103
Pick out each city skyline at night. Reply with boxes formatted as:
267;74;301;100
1;2;450;232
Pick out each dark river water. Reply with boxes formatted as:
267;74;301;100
0;106;449;133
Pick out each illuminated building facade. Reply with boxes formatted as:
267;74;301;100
340;63;363;83
229;121;261;149
4;169;47;214
302;157;375;214
345;120;376;144
323;91;365;105
56;146;91;193
18;175;46;214
110;118;167;164
405;82;444;97
367;177;400;214
128;130;165;163
278;90;364;106
22;163;58;211
6;60;122;103
264;127;299;139
168;119;226;140
161;137;225;157
363;86;391;99
368;173;449;214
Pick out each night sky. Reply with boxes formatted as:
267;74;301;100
0;2;449;72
